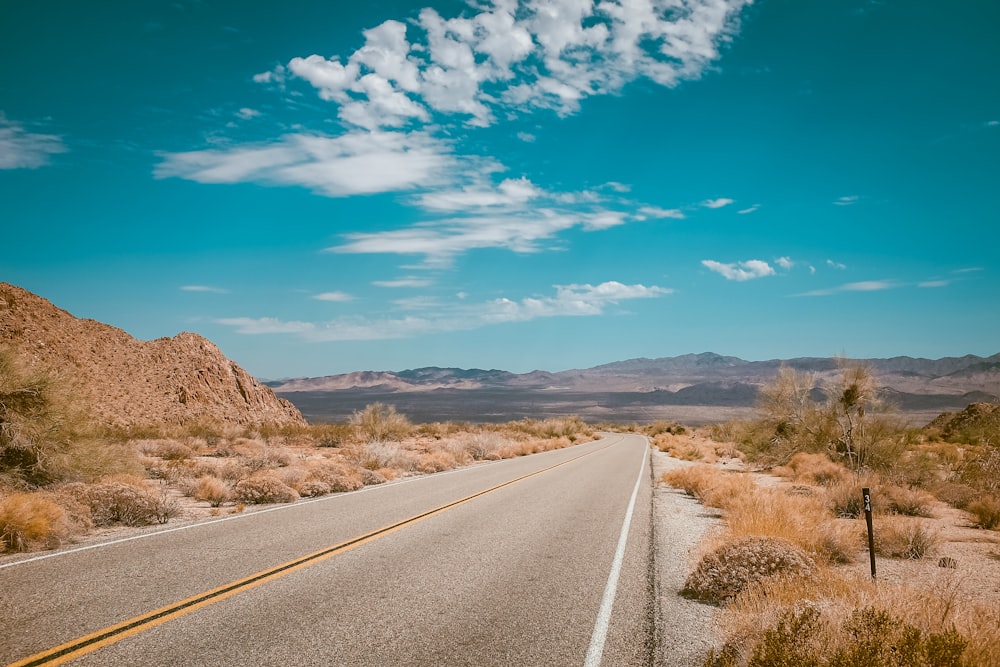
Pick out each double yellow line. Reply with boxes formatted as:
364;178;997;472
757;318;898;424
9;444;608;666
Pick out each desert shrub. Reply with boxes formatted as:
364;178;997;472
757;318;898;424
661;465;756;509
873;516;939;559
192;476;231;507
882;485;936;517
139;439;195;461
774;452;851;486
706;605;967;667
959;447;1000;494
310;423;353;448
416;450;459;473
296;480;331;497
931;481;979;509
344;440;418;472
461;432;510;460
0;492;74;551
350;403;412;442
61;481;175;526
683;537;816;604
233;475;299;504
304;461;364;493
361;469;387;485
0;348;139;487
966;496;1000;530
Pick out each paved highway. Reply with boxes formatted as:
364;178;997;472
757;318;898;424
1;434;654;666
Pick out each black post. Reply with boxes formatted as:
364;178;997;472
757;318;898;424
862;487;876;580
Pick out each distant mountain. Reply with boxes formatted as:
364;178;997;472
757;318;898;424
0;283;304;427
271;351;1000;424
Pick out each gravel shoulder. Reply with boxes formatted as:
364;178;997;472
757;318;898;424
650;449;724;667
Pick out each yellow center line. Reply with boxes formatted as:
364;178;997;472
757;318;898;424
8;442;614;667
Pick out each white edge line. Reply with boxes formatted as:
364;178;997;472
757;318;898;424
583;437;647;667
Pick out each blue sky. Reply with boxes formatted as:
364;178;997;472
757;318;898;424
2;0;998;379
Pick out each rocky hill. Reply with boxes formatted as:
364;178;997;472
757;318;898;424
0;283;303;428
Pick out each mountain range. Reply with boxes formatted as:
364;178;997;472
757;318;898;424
269;352;1000;425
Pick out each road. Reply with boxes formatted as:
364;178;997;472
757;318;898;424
1;434;654;666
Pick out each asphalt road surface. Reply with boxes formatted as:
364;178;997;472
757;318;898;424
1;434;654;666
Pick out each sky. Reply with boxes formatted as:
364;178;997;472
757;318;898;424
2;0;998;380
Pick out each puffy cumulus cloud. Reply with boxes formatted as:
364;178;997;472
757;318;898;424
215;280;671;341
0;114;67;169
415;176;544;211
775;256;794;270
155;130;454;196
280;0;752;129
702;259;775;281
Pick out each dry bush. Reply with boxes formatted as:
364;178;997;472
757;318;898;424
416;450;460;474
714;568;1000;667
192;476;231;507
966;496;1000;530
136;439;195;461
683;536;816;604
773;452;851;486
0;492;75;551
350;403;412;442
931;480;980;509
343;440;418;472
873;516;939;559
296;480;331;497
723;487;860;565
362;469;389;485
61;481;176;526
706;605;967;667
662;465;756;509
233;474;299;504
881;484;936;518
461;432;511;460
654;433;719;462
303;460;364;493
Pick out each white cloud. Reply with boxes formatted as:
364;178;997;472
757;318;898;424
795;280;899;297
702;259;775;281
313;291;354;302
181;285;229;294
415;176;543;211
0;114;67;169
215;280;671;341
775;256;794;270
516;131;537;142
279;0;752;129
702;197;734;209
826;259;847;270
236;108;261;119
156;131;454;196
638;206;685;220
737;204;760;214
987;120;999;127
373;277;433;288
834;195;859;206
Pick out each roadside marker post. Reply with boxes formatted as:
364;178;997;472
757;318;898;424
862;487;876;580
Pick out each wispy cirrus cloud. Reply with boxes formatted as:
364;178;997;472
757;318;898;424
312;291;354;302
795;280;899;297
0;113;67;169
373;277;434;288
702;259;775;281
181;285;229;294
215;280;671;341
702;197;734;209
155;130;455;197
834;195;859;206
737;204;760;214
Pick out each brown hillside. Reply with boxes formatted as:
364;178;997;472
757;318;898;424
0;283;304;427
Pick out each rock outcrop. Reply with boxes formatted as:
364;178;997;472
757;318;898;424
0;283;304;427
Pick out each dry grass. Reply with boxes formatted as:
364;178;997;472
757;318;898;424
232;474;299;504
0;493;75;551
711;567;1000;666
